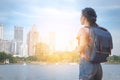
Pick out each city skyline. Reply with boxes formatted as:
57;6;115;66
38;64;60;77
0;26;24;56
0;24;77;58
0;24;77;51
0;0;120;55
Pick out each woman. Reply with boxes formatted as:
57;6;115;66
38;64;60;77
76;7;103;80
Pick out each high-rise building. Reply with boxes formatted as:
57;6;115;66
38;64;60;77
20;43;28;57
14;26;23;42
27;25;39;56
12;26;23;55
0;39;12;54
0;24;3;40
0;25;12;54
11;40;17;54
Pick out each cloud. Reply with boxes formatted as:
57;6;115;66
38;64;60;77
0;1;80;45
1;0;120;54
95;5;120;11
27;7;80;38
76;0;120;11
0;16;7;22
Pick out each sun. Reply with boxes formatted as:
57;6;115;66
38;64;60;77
50;29;76;51
38;25;77;52
55;33;68;51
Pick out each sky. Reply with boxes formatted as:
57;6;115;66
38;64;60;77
0;0;120;55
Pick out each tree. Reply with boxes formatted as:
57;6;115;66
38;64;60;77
0;52;16;63
0;52;7;63
35;42;50;61
108;55;120;63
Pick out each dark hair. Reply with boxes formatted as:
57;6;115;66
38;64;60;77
82;7;97;26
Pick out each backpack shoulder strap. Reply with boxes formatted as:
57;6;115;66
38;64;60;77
97;26;108;31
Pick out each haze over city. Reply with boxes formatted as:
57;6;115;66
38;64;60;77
0;0;120;55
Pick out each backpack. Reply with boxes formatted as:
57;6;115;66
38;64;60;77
86;26;113;63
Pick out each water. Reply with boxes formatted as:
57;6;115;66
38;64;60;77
0;64;120;80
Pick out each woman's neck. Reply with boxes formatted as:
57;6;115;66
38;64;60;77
84;22;98;27
84;21;91;27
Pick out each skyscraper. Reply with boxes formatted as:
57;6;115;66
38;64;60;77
0;25;12;54
27;25;39;56
0;40;11;53
12;26;23;55
20;44;28;57
0;24;3;40
14;26;23;42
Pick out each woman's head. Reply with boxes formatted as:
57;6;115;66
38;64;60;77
80;7;97;26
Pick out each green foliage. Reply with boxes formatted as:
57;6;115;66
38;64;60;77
23;51;80;63
0;52;15;63
108;55;120;63
26;56;37;61
2;51;120;64
0;52;7;62
37;51;80;63
35;42;50;61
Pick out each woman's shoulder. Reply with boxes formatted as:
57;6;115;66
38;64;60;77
79;27;89;34
77;27;89;39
